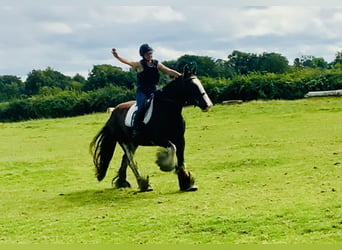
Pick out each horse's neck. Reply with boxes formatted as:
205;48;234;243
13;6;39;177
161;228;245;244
156;78;184;111
161;78;183;100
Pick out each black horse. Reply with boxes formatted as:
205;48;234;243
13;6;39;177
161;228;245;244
90;66;213;192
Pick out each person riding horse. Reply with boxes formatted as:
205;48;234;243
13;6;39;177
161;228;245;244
91;64;213;191
112;44;181;137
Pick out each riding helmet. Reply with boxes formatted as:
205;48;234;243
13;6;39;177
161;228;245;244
139;44;153;57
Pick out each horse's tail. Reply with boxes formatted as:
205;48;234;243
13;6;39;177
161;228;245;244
90;122;117;181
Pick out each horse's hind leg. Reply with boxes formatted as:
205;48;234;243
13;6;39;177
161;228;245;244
112;154;131;188
120;143;152;192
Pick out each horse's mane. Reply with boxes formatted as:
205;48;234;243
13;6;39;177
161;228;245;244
161;75;183;91
156;75;185;102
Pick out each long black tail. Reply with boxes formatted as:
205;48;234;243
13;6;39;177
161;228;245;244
90;124;117;181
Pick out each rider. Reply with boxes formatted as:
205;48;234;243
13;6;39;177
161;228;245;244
112;44;181;137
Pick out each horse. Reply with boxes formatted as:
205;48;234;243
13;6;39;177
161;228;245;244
90;65;213;192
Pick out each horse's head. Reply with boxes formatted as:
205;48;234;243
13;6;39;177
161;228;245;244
183;65;213;112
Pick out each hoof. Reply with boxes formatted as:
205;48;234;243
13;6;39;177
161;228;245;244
181;185;198;192
138;176;153;192
112;176;131;189
141;186;153;192
177;168;196;191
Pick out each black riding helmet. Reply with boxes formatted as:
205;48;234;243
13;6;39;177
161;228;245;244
139;44;153;57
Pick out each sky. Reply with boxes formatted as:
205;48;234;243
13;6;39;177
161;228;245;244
1;0;342;79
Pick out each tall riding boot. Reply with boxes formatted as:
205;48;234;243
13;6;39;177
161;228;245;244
132;109;144;138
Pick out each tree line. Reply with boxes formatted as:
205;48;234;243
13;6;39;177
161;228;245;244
0;50;341;122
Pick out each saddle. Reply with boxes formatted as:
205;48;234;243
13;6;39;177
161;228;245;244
124;96;154;127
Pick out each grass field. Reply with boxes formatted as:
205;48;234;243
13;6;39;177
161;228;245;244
0;98;341;244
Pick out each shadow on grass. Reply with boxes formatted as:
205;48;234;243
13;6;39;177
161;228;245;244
59;187;184;207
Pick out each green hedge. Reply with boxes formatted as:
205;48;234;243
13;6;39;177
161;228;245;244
0;86;134;122
1;69;341;122
201;69;342;103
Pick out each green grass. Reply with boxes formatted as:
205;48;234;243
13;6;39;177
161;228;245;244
0;98;341;243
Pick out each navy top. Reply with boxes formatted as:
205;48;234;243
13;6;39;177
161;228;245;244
137;59;160;91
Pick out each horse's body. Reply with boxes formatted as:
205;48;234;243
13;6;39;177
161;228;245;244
90;66;213;191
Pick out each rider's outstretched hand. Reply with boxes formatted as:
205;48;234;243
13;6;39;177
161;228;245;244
112;48;119;58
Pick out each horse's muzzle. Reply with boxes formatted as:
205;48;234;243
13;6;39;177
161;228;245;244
202;105;212;112
200;92;213;112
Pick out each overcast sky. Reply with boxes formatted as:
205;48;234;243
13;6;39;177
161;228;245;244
1;0;341;79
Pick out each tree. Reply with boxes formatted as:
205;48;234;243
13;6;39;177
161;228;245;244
311;57;329;69
301;55;315;68
83;65;135;91
227;50;256;75
214;59;235;78
173;55;219;77
294;55;329;69
0;75;25;101
25;70;44;95
0;75;22;86
70;73;87;92
331;51;342;68
163;55;236;78
25;67;72;95
259;52;289;73
227;50;289;75
293;58;302;68
72;73;86;85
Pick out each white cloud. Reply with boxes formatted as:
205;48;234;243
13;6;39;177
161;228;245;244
0;3;341;78
153;7;185;22
40;22;73;34
154;46;191;61
238;7;315;37
189;7;325;39
87;6;184;24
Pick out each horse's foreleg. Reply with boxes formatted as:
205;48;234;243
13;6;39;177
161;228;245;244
156;141;177;172
175;136;197;192
176;167;197;191
120;143;152;192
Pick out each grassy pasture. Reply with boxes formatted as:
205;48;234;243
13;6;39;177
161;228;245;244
0;98;341;243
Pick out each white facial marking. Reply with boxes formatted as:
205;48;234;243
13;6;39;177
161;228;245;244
192;77;213;107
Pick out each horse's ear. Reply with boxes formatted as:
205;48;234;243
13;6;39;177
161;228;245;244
183;64;191;78
190;62;197;75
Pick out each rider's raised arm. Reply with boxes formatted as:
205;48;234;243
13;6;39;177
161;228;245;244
158;63;182;78
112;48;141;70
